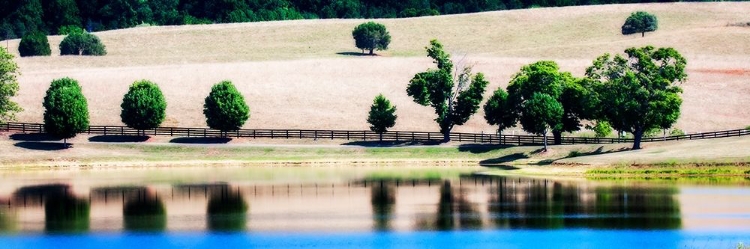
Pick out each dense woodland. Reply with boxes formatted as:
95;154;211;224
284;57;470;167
0;0;726;38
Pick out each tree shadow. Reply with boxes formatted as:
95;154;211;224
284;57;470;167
9;133;60;142
457;144;513;154
170;137;232;144
342;141;442;147
14;142;68;151
479;153;529;166
89;135;149;143
566;146;630;158
336;51;378;57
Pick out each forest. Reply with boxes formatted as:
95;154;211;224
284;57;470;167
0;0;715;38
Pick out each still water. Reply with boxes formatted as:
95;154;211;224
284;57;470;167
0;166;749;248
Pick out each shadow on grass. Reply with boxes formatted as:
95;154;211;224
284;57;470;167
457;144;513;154
566;146;631;158
479;153;529;166
89;135;149;143
342;141;442;147
14;142;68;151
9;133;60;142
336;51;377;56
170;137;232;144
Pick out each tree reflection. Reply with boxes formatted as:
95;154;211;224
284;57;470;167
417;180;483;230
44;191;90;233
123;189;167;232
488;177;681;229
0;207;17;233
207;186;248;232
371;181;396;231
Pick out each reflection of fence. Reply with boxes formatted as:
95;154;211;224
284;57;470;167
2;122;749;145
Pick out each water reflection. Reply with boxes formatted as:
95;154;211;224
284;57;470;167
123;188;167;232
488;177;681;229
13;184;91;233
416;180;483;230
0;207;16;233
370;181;395;231
206;185;248;232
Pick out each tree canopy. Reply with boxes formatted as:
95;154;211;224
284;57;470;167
203;80;250;134
59;32;106;56
585;45;686;149
0;47;22;123
483;87;516;137
18;31;51;57
406;39;488;142
43;77;89;146
352;22;391;55
519;93;563;151
621;11;658;37
120;80;167;132
367;94;397;141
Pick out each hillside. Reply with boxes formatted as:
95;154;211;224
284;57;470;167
4;2;750;134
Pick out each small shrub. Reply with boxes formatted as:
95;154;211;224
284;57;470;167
59;33;107;56
746;125;750;131
586;121;612;138
18;32;51;57
669;128;685;136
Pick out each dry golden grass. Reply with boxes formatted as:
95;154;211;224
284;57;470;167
3;2;750;133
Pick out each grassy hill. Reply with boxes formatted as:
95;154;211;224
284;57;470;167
4;2;750;134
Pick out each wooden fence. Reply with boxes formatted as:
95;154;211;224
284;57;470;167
1;122;748;145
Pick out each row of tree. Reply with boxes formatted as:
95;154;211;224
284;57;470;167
0;0;682;38
19;31;106;57
41;77;250;147
400;40;685;150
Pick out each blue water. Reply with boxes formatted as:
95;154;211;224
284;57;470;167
2;230;749;249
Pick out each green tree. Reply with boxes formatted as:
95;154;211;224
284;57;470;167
0;47;22;123
351;21;391;55
519;93;563;151
506;61;592;145
43;77;89;147
203;80;250;136
120;80;167;134
367;94;397;142
18;32;51;57
586;46;686;149
406;40;488;142
483;87;516;141
622;11;658;37
587;120;612;138
59;32;106;56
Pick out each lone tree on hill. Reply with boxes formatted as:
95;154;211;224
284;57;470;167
483;87;516;142
18;32;51;57
406;39;488;142
585;45;686;150
506;61;594;146
59;32;106;56
120;80;167;135
203;80;250;137
352;22;391;55
367;94;397;142
622;11;658;37
0;47;22;123
43;77;89;147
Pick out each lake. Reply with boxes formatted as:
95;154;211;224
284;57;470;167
0;166;749;248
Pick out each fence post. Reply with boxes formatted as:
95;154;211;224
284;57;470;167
203;129;206;138
346;131;349;140
330;131;333;140
396;132;399;142
121;127;124;136
481;131;484;143
187;129;190;137
314;131;317;140
170;127;173;136
363;131;366;141
22;123;25;133
271;130;274;139
428;133;430;141
286;130;289;139
104;126;107;136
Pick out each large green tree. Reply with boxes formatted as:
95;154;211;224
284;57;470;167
351;21;391;55
43;77;89;147
622;11;658;37
0;47;22;123
59;32;106;56
406;39;488;142
18;31;51;57
585;46;686;150
120;80;167;134
519;93;563;151
483;87;516;142
203;80;250;136
367;94;397;142
506;61;592;145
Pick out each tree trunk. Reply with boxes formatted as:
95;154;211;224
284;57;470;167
443;131;451;143
552;130;562;145
632;128;644;150
379;133;383;142
641;32;645;37
498;130;503;145
542;131;548;152
369;48;374;55
63;138;68;148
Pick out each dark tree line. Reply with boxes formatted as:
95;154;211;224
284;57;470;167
0;0;712;38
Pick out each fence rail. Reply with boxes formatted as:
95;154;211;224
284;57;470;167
1;122;748;146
